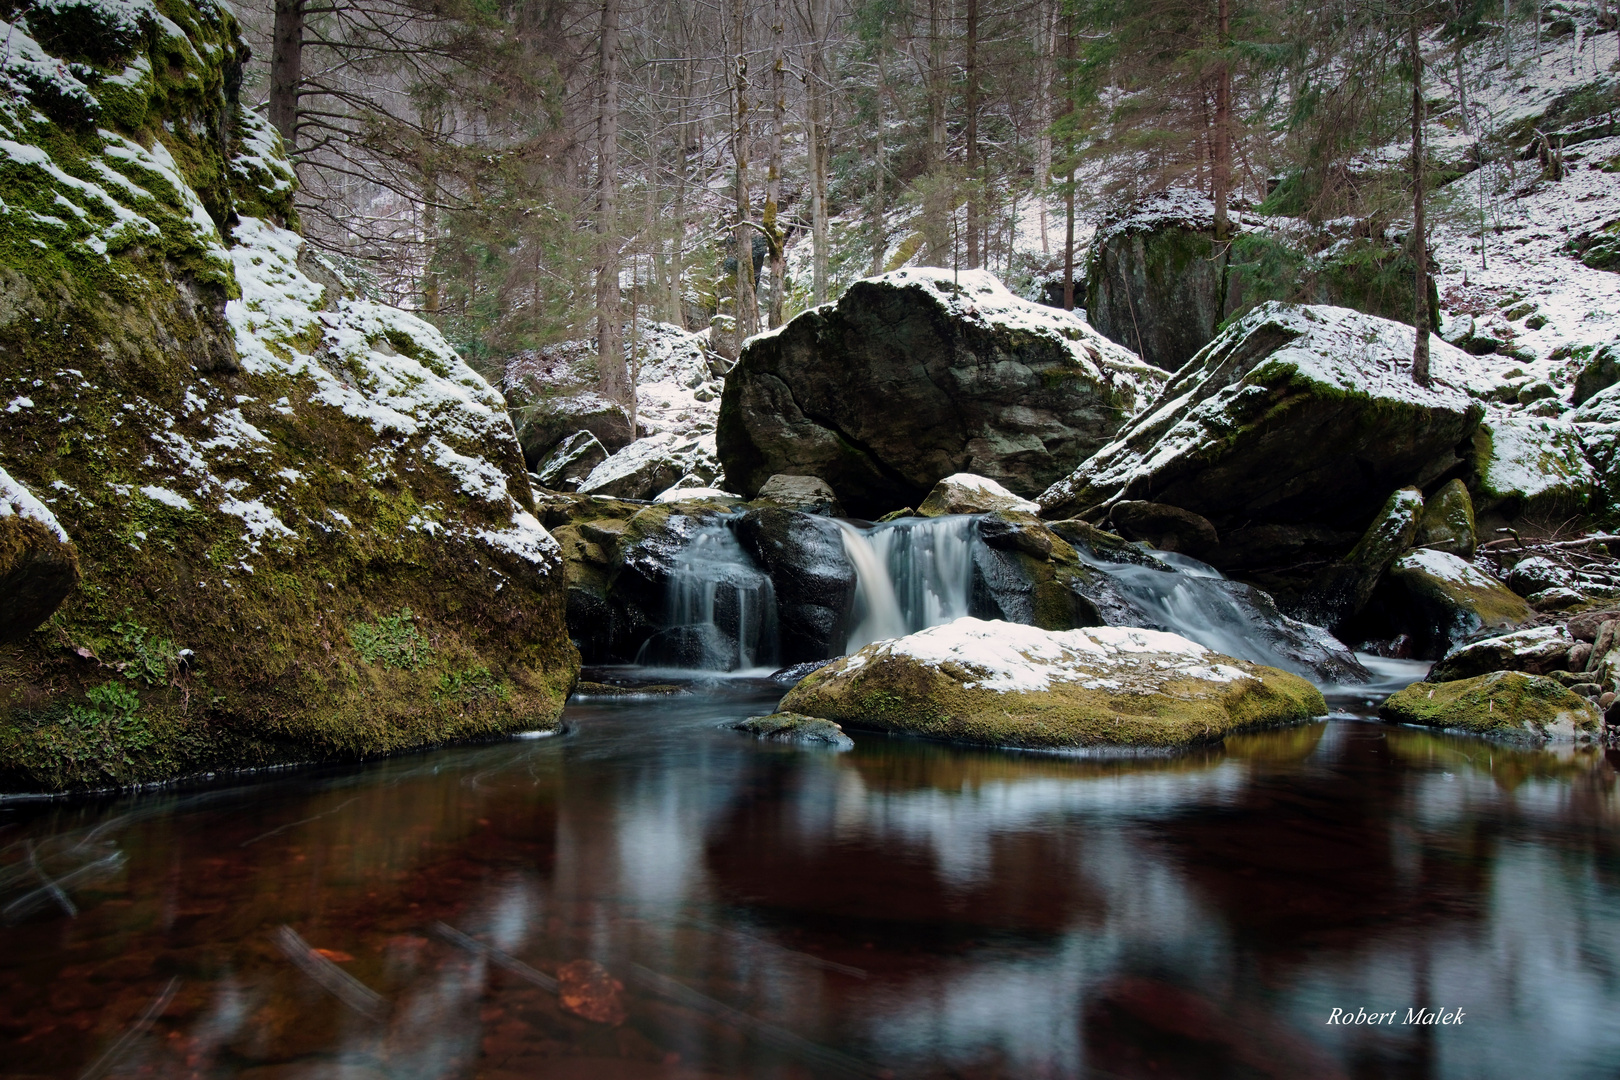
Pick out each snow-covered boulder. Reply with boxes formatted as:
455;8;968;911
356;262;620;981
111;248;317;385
503;341;636;468
579;431;723;501
1382;549;1533;659
1572;382;1620;516
917;473;1041;517
1427;625;1575;683
533;430;608;492
1469;413;1594;518
777;617;1326;751
0;466;80;641
717;268;1165;519
0;2;575;790
1041;304;1485;587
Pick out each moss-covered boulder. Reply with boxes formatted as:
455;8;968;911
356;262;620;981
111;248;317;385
1040;304;1484;595
732;712;854;749
1380;671;1601;745
778;617;1325;751
1413;478;1476;558
0;3;576;791
1;467;81;641
1298;486;1423;630
717;268;1164;518
1468;415;1593;519
1380;549;1533;659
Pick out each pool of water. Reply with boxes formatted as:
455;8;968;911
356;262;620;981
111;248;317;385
2;681;1618;1079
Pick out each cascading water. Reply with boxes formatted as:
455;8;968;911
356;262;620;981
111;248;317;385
637;521;778;671
836;516;976;651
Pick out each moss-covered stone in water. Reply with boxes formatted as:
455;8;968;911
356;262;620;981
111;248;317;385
1384;549;1532;658
1379;671;1601;745
732;712;854;749
779;620;1325;752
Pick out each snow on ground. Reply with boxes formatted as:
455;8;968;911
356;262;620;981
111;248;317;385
832;616;1253;694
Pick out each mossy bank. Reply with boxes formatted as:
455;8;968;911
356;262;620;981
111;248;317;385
0;0;577;792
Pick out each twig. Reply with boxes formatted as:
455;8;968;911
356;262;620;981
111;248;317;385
431;922;558;992
76;977;180;1080
274;926;387;1020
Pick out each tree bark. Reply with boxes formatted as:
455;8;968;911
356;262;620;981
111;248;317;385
1062;7;1076;311
1213;0;1232;242
269;0;305;152
965;0;981;269
671;44;693;328
1035;0;1055;255
807;0;830;303
733;0;758;348
871;43;888;276
596;0;629;407
766;0;786;327
1410;17;1432;387
925;0;949;263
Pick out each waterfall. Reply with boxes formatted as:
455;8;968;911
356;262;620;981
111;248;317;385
637;521;778;671
836;516;976;652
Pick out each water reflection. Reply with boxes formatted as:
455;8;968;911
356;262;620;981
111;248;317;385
0;689;1617;1079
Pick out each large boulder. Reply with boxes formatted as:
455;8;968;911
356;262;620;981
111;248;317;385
778;618;1326;751
1040;303;1485;594
578;432;723;501
1413;478;1476;558
1427;625;1575;682
1379;671;1601;746
717;268;1164;518
734;509;857;663
0;7;576;791
754;474;843;516
0;467;81;641
1378;549;1533;658
1468;414;1594;520
533;430;609;492
1572;383;1620;518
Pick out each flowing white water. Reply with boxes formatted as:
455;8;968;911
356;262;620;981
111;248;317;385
837;516;977;652
638;522;778;671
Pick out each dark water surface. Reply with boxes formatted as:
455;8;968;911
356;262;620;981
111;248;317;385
3;682;1619;1080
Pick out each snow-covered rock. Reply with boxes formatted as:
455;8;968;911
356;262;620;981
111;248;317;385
776;616;1326;751
719;267;1166;518
579;431;723;501
1041;303;1484;587
917;472;1041;517
0;465;81;641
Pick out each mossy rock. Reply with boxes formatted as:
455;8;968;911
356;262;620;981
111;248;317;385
1468;416;1594;520
1414;478;1476;558
1379;671;1601;746
1299;486;1423;630
732;712;854;749
0;3;577;791
778;618;1325;752
1382;549;1532;659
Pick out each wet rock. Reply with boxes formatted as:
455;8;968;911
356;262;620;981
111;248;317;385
771;659;837;684
918;472;1041;517
779;618;1325;751
1298;487;1423;632
976;510;1056;560
556;960;627;1026
1040;304;1484;594
578;432;722;501
1427;625;1574;682
732;712;854;750
1413;479;1476;558
534;431;609;492
717;268;1164;518
735;508;857;663
1380;671;1601;746
1378;549;1533;660
1107;501;1220;556
571;682;687;697
0;468;80;642
754;474;843;516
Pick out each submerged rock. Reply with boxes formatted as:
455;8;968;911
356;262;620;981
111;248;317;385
0;467;81;642
717;268;1164;518
1380;671;1601;745
732;712;854;749
1040;304;1484;593
778;617;1325;751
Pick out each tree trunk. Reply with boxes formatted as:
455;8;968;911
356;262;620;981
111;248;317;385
1213;0;1232;242
925;0;949;263
1454;41;1471;134
871;44;888;276
1410;18;1432;388
965;0;981;269
671;48;693;328
807;0;830;303
1062;7;1077;311
733;0;758;348
1035;0;1054;255
597;0;629;408
269;0;304;152
766;0;786;327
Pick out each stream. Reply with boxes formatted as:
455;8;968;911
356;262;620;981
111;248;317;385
2;518;1619;1078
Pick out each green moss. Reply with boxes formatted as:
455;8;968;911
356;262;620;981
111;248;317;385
349;607;433;670
1379;671;1601;745
781;649;1324;752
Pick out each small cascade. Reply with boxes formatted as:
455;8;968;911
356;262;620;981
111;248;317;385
837;516;976;651
637;521;778;671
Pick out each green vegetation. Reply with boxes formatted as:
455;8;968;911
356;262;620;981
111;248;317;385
349;608;434;671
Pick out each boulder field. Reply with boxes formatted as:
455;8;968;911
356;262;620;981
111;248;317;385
717;268;1164;518
0;1;576;792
